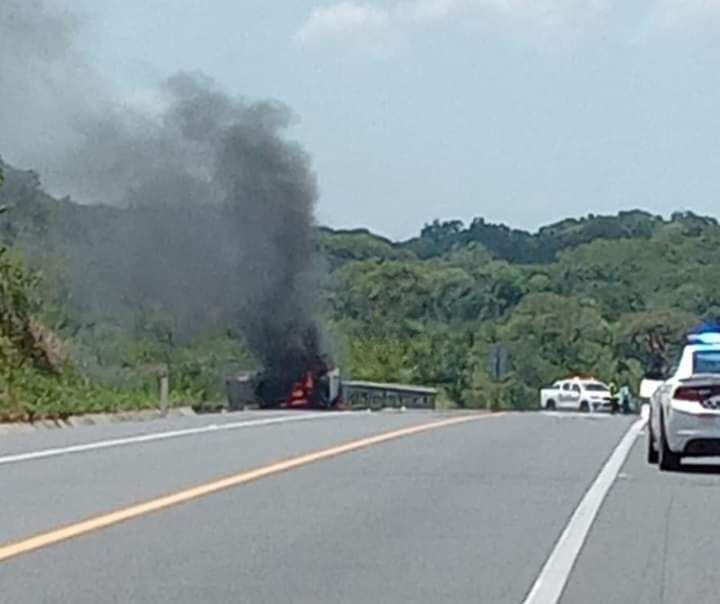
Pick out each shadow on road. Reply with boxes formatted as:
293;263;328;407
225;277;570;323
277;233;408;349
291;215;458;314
677;461;720;475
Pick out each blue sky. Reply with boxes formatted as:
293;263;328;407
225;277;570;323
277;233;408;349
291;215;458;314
47;1;720;239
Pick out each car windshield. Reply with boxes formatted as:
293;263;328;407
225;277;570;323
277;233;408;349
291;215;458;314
694;350;720;374
584;384;609;392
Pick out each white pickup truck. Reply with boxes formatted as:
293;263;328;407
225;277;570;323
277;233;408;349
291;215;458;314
540;377;613;412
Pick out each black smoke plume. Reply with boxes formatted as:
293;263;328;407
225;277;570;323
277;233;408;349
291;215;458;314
0;1;326;381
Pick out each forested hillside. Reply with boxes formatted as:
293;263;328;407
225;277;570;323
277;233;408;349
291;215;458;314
1;159;717;415
322;212;715;406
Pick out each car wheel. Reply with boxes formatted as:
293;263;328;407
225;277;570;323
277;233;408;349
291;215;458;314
647;416;659;464
659;412;681;471
546;400;556;411
579;400;590;412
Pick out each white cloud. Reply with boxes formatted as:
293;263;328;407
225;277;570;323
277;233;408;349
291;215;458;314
296;0;720;48
400;0;611;26
399;0;470;21
647;0;720;31
295;2;392;47
295;0;612;48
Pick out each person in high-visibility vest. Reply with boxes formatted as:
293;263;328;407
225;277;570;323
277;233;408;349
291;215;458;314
609;382;619;413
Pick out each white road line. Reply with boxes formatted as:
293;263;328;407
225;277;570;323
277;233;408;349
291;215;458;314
523;416;647;604
540;411;613;420
0;413;353;467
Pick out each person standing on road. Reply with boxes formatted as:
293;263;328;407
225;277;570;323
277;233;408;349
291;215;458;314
609;381;619;414
619;385;631;414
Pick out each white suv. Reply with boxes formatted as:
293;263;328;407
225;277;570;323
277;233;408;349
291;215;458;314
643;330;720;471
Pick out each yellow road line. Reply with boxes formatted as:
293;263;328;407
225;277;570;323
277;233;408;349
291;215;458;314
0;413;497;563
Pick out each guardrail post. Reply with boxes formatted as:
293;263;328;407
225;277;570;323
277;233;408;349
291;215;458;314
159;366;169;414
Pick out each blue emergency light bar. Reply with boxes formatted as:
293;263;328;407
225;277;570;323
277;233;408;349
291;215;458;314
687;321;720;345
688;332;720;345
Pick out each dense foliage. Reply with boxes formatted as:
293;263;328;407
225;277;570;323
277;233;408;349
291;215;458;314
1;159;718;415
325;215;715;408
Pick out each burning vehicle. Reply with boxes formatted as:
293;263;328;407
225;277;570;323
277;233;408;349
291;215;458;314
256;364;342;409
227;365;342;411
227;329;342;410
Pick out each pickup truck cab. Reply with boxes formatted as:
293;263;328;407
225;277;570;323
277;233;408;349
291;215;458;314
540;377;612;412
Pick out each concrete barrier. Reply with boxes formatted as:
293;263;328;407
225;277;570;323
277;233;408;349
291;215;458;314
0;406;197;435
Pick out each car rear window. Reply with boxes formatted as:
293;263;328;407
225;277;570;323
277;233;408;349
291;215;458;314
694;350;720;374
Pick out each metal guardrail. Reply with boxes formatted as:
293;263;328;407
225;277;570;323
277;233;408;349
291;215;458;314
342;381;438;410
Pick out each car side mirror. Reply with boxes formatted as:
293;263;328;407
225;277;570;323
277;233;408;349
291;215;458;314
639;378;663;400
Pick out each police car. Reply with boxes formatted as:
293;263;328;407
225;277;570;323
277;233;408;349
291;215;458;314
540;377;613;412
643;325;720;471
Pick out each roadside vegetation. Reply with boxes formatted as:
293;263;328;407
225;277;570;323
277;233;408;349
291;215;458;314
1;159;716;417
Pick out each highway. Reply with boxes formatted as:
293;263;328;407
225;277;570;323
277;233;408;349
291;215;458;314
0;409;719;603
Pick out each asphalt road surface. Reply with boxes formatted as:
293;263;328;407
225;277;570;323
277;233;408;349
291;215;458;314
0;408;718;603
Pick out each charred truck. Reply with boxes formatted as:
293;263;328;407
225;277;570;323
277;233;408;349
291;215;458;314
226;365;342;410
256;364;342;409
226;330;342;410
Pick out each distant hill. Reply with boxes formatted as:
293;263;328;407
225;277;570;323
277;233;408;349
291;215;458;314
3;157;720;410
4;158;716;268
398;211;715;264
